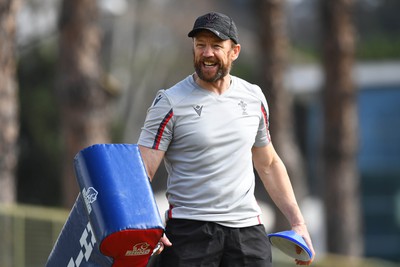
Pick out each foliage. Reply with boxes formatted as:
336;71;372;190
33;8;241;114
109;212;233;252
17;40;63;206
290;35;400;63
356;36;400;60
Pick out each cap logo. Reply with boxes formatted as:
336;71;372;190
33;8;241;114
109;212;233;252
205;13;218;24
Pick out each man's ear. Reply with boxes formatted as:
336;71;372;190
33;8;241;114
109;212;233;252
232;43;241;61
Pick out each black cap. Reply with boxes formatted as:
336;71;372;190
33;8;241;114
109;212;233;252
188;12;239;44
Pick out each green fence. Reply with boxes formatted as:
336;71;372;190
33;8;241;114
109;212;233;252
0;203;68;267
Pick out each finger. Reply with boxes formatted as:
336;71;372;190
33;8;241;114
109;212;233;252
295;259;313;266
303;236;315;255
295;245;302;255
160;235;172;246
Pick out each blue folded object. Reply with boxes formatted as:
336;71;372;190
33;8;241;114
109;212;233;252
267;230;313;261
46;144;164;267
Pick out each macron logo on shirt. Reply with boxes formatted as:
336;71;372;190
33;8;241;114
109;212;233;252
193;105;203;116
153;94;163;106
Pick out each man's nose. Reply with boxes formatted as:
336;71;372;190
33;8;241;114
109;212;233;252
202;45;214;57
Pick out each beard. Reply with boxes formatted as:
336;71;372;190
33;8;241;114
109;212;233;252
193;56;231;83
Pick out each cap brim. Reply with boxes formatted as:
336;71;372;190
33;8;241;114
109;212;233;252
267;230;313;261
188;28;230;41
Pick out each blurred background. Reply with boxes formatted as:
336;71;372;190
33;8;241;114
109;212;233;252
1;0;400;266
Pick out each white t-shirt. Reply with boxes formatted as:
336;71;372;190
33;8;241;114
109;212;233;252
138;74;271;227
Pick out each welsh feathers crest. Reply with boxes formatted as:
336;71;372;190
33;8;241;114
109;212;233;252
205;13;218;24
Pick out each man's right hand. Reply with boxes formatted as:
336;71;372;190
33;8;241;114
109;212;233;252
154;234;172;255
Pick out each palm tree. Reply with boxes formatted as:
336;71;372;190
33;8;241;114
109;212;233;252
257;0;308;230
320;0;363;256
0;1;20;265
0;0;19;204
57;0;112;208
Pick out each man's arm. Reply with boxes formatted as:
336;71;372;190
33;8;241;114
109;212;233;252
138;145;165;181
252;144;315;265
138;145;172;251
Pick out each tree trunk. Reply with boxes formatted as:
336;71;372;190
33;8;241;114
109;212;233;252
321;0;363;256
57;0;111;208
258;0;308;231
0;0;19;204
0;1;19;266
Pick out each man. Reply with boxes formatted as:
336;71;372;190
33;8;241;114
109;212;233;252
138;12;315;266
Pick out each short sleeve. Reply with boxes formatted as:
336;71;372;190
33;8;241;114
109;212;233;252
254;87;271;147
138;90;174;151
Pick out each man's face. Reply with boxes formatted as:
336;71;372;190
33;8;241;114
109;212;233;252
192;31;240;83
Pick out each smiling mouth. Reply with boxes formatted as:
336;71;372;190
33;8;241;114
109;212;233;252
203;61;217;67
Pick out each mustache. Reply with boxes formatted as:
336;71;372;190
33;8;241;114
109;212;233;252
192;50;220;65
197;57;219;64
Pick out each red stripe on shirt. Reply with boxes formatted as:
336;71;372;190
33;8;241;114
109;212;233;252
152;109;173;150
261;103;271;142
168;204;173;219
